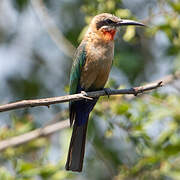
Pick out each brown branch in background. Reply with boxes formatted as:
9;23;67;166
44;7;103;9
0;120;69;151
31;0;75;58
0;81;163;113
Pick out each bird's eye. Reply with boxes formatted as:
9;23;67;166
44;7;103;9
106;19;114;24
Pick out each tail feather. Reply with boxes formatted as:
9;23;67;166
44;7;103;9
66;98;98;172
65;121;88;172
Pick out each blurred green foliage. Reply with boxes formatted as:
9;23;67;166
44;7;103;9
13;0;29;11
0;0;180;179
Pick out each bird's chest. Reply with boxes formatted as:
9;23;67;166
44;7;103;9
80;43;114;90
89;46;112;70
88;42;114;70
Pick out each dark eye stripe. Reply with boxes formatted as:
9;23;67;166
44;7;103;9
96;19;115;30
106;19;114;24
96;21;107;30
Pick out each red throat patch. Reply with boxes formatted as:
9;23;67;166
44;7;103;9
102;29;116;41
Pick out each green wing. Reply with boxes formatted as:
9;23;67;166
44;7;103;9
69;42;86;95
69;42;87;126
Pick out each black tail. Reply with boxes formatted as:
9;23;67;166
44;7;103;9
66;98;98;172
65;120;88;172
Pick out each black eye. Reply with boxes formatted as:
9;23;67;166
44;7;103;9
106;19;114;24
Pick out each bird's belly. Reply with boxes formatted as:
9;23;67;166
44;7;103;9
92;66;111;89
80;57;112;90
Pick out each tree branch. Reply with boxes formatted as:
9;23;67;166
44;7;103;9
0;81;163;113
0;71;179;151
157;70;180;85
0;120;69;151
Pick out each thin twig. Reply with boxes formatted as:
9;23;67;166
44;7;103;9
0;81;163;113
0;120;69;151
124;71;180;100
157;71;180;85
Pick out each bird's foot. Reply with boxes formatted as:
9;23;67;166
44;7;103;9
130;88;138;96
81;91;88;96
103;88;112;98
81;91;93;100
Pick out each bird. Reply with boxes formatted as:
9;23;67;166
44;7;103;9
66;13;145;172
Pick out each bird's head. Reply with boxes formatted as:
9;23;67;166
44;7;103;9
88;13;145;42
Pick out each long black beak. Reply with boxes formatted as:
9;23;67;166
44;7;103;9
116;19;146;27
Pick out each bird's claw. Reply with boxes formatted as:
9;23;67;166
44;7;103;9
130;88;138;96
81;91;93;101
103;88;112;98
81;91;88;96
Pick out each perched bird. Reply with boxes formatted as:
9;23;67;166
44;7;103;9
66;13;145;172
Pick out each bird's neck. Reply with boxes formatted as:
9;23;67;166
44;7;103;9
84;29;115;47
83;29;114;63
100;29;116;41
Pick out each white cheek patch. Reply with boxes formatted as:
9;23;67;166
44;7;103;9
100;26;116;31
